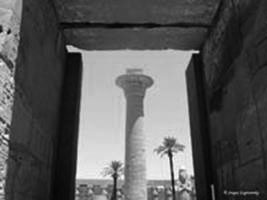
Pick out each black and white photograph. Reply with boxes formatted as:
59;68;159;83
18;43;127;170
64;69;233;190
0;1;266;200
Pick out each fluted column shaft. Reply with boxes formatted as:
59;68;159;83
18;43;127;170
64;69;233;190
124;93;146;200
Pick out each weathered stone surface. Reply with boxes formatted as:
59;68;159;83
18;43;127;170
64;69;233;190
64;27;208;50
202;0;267;198
55;0;219;24
202;0;262;89
5;0;66;200
236;98;262;165
54;0;219;50
0;0;22;66
235;159;265;189
0;1;22;199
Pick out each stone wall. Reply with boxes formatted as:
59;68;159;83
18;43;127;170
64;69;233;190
0;0;22;199
202;0;267;199
5;0;67;199
75;184;196;200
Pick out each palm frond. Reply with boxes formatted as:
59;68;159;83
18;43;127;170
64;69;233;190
101;166;113;177
101;160;124;178
154;136;185;157
154;145;169;157
173;143;185;151
163;136;177;147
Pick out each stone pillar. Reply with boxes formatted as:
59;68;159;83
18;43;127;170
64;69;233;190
52;53;83;200
116;69;153;200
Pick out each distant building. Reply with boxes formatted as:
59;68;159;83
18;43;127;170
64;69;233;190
75;179;196;200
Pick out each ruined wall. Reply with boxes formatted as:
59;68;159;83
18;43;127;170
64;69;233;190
202;0;267;199
0;0;22;199
5;0;67;199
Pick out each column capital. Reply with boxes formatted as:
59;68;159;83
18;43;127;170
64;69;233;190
116;74;153;97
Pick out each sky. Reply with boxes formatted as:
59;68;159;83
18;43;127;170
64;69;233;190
68;47;195;180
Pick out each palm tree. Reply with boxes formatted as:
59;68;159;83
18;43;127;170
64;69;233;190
102;161;124;200
154;136;185;200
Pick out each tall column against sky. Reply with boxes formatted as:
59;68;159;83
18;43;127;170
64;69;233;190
116;69;153;200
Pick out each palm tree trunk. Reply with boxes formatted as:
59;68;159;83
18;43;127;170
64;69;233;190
168;152;176;200
112;175;117;200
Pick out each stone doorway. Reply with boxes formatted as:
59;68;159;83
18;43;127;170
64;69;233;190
2;0;267;200
0;1;217;200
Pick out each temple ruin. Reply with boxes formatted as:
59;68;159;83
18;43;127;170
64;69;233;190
0;0;266;200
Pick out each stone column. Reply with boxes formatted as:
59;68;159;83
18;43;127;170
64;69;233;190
116;69;153;200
